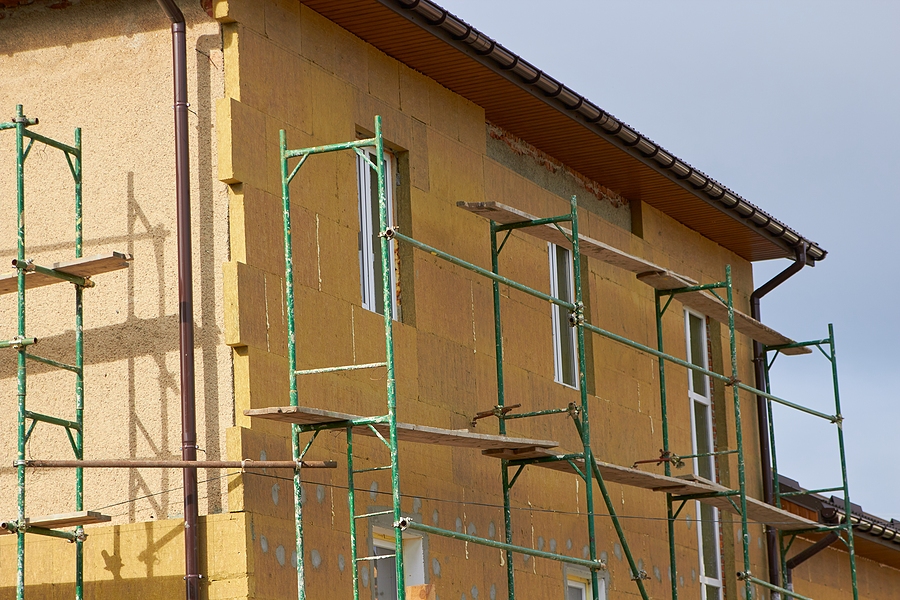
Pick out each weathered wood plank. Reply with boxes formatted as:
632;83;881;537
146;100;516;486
246;406;558;451
482;448;816;531
0;511;112;533
0;252;133;296
459;202;809;355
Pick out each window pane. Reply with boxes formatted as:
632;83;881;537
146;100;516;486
555;246;572;303
567;583;586;600
693;401;713;480
373;545;398;600
553;245;577;386
699;503;720;579
369;164;385;316
704;584;721;600
689;314;707;396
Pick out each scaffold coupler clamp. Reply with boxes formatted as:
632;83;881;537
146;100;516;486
736;570;751;581
631;569;650;581
74;527;88;543
724;376;740;387
12;258;34;272
381;226;398;240
566;402;580;419
568;302;585;327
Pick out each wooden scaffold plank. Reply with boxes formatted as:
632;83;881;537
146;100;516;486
0;252;133;296
458;201;809;355
245;406;559;452
482;448;816;531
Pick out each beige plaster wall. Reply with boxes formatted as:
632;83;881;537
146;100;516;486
0;0;231;529
213;1;785;598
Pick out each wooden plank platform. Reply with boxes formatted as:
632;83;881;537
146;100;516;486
483;448;816;531
0;252;133;296
458;202;809;355
245;406;558;452
0;511;111;533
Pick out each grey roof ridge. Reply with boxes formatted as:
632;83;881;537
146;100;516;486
381;0;826;262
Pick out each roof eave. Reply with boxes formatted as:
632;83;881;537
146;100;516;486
377;0;826;263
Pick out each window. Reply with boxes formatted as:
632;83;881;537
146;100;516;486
549;243;577;387
357;147;398;318
372;529;425;599
565;568;606;600
684;310;722;600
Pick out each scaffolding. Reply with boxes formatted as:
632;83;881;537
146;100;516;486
0;105;130;600
2;109;857;599
249;116;859;600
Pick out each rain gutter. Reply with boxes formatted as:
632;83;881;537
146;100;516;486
750;242;807;598
155;1;200;598
381;0;826;263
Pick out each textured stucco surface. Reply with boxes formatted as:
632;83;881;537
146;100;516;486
0;0;231;529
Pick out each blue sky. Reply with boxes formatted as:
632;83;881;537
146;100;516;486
434;0;900;520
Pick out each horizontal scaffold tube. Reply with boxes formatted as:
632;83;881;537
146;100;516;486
738;574;812;600
396;518;606;571
392;230;836;422
391;231;575;310
284;137;376;159
19;459;336;469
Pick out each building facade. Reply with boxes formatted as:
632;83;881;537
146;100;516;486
0;1;895;599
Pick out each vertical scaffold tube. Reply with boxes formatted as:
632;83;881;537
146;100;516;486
280;129;306;600
74;126;85;600
725;266;753;599
347;428;360;600
829;325;858;600
15;104;27;600
655;292;679;600
490;223;516;600
375;116;406;599
569;196;601;600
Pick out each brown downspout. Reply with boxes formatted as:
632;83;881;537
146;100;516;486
155;1;200;598
750;242;808;598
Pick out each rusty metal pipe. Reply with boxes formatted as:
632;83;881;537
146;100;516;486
155;1;198;598
750;242;808;597
20;460;337;469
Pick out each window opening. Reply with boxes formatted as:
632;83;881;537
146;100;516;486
685;310;722;600
357;147;398;318
549;242;578;387
372;529;425;599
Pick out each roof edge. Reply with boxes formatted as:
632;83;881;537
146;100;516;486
379;0;826;263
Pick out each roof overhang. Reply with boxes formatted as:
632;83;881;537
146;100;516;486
300;0;826;263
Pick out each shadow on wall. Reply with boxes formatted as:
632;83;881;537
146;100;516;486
0;26;225;517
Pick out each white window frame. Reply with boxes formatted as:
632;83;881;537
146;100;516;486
357;147;398;319
371;528;425;599
565;567;607;600
684;309;723;600
549;242;578;388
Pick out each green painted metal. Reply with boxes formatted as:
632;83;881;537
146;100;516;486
399;520;605;571
273;113;859;600
0;337;37;349
764;325;858;599
739;574;813;600
280;117;404;600
489;221;517;600
655;291;679;600
279;128;307;600
12;259;93;288
4;106;87;600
